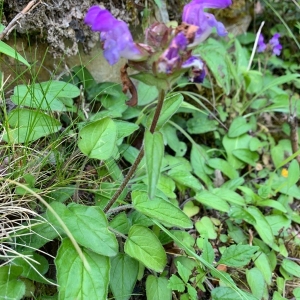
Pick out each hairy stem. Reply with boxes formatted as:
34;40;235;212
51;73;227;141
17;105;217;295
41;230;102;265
103;89;166;213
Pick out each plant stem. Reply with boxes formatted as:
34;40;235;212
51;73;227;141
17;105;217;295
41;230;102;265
103;89;166;213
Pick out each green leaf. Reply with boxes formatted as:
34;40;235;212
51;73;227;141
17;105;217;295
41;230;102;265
213;188;245;206
109;212;131;235
78;117;117;160
47;202;118;256
211;287;258;300
207;158;239;180
11;85;65;111
232;149;259;167
222;134;252;169
132;191;192;229
281;259;300;278
0;40;30;67
254;252;272;285
191;143;212;186
136;81;159;106
228;117;252;138
35;80;80;98
228;206;256;225
177;261;191;283
131;72;169;90
247;206;278;250
114;120;139;142
195;217;217;240
110;253;139;300
168;275;185;292
218;244;259;267
124;225;166;272
265;215;291;236
246;267;265;300
146;275;172;300
145;131;164;199
201;238;215;264
3;108;61;143
0;265;25;300
187;111;218;134
287;159;300;187
195;39;231;94
195;190;230;212
147;93;183;130
168;170;202;191
12;251;49;284
55;238;110;300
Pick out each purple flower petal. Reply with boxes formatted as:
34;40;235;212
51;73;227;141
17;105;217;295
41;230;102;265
257;34;267;53
182;0;230;44
192;0;232;9
182;56;206;83
85;6;148;65
269;33;282;56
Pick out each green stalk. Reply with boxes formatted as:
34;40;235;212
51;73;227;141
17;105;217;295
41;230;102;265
103;89;166;213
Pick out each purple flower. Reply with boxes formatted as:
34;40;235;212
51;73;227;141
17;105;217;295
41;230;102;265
182;56;206;83
269;33;282;56
257;33;282;56
257;34;267;53
85;6;148;65
182;0;232;45
157;32;188;73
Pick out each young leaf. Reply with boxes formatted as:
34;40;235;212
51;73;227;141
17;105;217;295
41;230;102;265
246;206;278;250
287;159;300;187
110;253;139;300
281;259;300;278
55;238;110;300
195;217;217;240
146;275;172;300
124;225;166;272
228;117;252;138
0;265;25;300
254;252;272;285
177;261;191;284
168;275;185;292
246;267;265;300
195;190;230;212
201;238;215;264
145;131;164;199
47;202;118;256
132;191;193;229
218;244;259;267
78;117;117;160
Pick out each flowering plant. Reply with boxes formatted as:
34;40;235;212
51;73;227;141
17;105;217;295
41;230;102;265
257;33;282;56
85;0;232;106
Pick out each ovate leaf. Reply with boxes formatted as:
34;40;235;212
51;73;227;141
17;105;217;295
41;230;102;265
146;275;172;300
78;117;117;160
0;265;25;300
47;202;118;256
110;253;139;300
218;244;259;267
124;225;166;272
56;238;110;300
132;191;192;229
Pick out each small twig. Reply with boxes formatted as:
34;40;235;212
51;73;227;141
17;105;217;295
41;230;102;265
288;97;300;163
0;0;41;41
103;89;166;213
